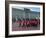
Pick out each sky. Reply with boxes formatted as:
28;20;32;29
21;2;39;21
13;7;40;12
30;7;40;12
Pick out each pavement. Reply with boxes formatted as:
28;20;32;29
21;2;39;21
12;22;40;31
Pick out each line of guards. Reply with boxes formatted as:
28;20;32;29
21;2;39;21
15;19;40;27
